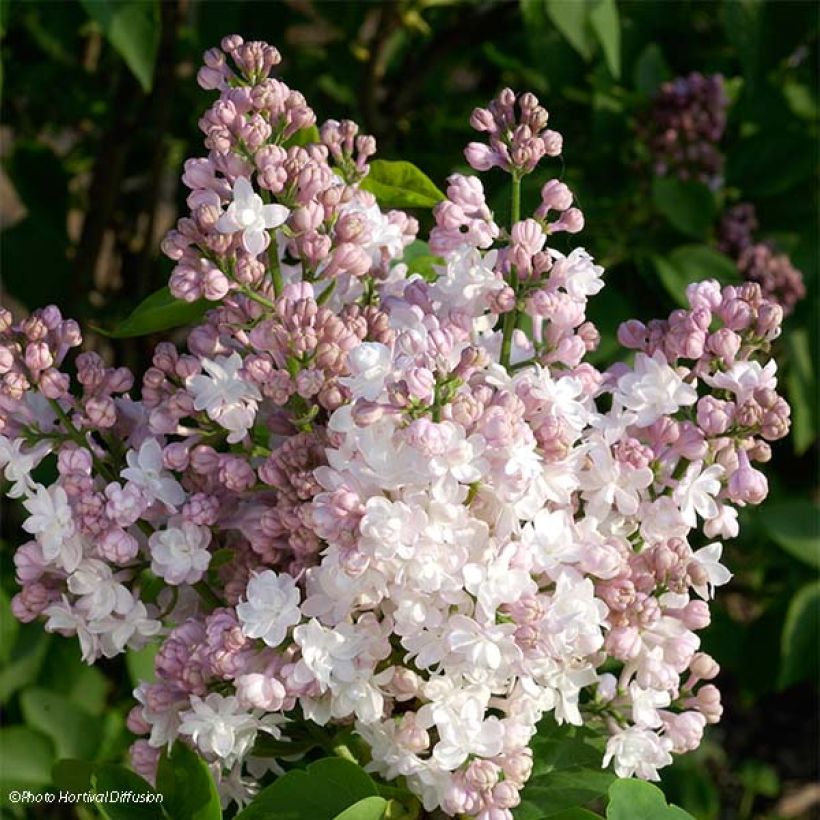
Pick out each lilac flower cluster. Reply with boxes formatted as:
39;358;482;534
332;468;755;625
640;72;728;187
0;36;792;818
718;203;806;315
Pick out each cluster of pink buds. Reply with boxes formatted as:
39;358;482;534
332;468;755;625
465;89;563;176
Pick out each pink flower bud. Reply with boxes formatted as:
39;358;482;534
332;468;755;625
727;450;768;504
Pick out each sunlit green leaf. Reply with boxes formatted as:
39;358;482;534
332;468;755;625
360;160;445;209
236;757;379;820
101;286;210;338
607;779;694;819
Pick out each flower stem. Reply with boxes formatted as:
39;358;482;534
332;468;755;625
268;241;284;298
500;172;523;369
511;173;521;226
241;287;277;310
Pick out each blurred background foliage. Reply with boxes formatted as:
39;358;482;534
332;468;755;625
0;0;817;818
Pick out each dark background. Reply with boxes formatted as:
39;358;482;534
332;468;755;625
1;2;818;818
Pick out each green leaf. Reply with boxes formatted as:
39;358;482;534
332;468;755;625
726;133;815;197
20;688;102;761
235;757;379;820
93;764;165;820
156;741;222;820
332;796;387;820
52;759;95;794
779;581;820;689
518;719;614;818
285;125;321;148
545;0;594;61
633;43;671;95
401;239;444;282
0;627;50;704
37;638;109;715
588;0;620;79
359;160;445;209
606;779;694;820
0;727;54;795
651;177;716;239
653;246;738;307
127;641;160;687
785;329;817;455
764;501;820;569
79;0;160;92
101;286;210;338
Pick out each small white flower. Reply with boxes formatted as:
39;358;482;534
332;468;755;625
188;353;261;443
704;359;777;405
216;176;289;256
602;725;673;780
90;599;162;658
68;559;133;621
179;693;260;764
673;461;724;527
628;682;672;728
121;438;186;509
615;350;698;427
340;342;393;401
44;596;98;663
0;436;52;498
690;542;732;599
236;570;302;648
22;483;80;570
149;520;212;585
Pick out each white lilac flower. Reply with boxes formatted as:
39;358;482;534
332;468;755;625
121;438;186;508
628;682;672;728
44;596;98;663
236;570;302;648
149;520;212;585
0;436;52;498
67;559;133;620
704;359;777;405
615;350;698;427
552;247;605;299
179;693;260;764
339;342;393;401
216;176;289;256
673;461;724;526
579;439;654;519
690;542;732;599
22;483;81;571
90;599;162;658
187;353;262;443
602;725;673;780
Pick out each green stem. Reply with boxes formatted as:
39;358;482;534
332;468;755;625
316;279;336;306
500;308;517;369
500;173;523;369
511;172;522;225
240;287;277;310
268;242;284;298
